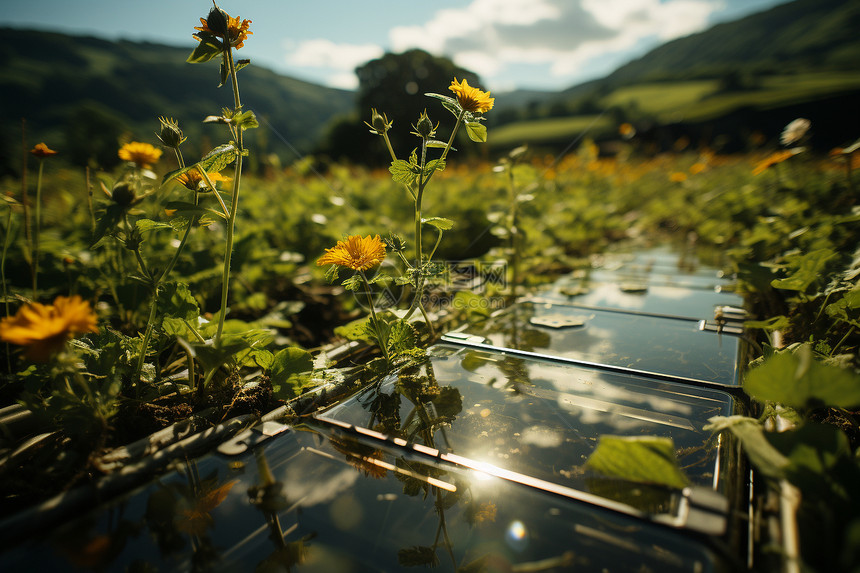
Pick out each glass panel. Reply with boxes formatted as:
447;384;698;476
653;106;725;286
0;427;734;572
453;302;742;386
321;344;738;505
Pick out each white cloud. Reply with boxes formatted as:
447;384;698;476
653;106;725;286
388;0;725;89
280;0;727;90
285;38;384;89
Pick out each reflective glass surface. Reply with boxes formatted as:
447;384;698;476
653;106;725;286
451;302;743;386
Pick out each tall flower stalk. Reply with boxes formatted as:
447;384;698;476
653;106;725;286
371;77;494;335
29;143;58;298
317;234;391;364
188;3;256;347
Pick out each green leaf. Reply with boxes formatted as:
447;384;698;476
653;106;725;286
270;347;313;380
389;159;418;186
743;343;860;408
187;32;223;63
367;273;391;286
425;92;462;118
422;217;454;231
744;315;789;331
199;143;239;173
387;319;417;356
423;159;446;176
161;165;194;187
341;274;362;291
426;139;449;149
158;282;200;322
90;204;124;246
135;219;175;234
586;435;690;489
705;415;789;479
334;317;374;343
233;110;259;131
771;248;836;292
163;201;227;220
270;347;314;399
189;339;250;375
465;121;487;143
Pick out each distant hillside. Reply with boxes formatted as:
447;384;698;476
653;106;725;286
0;29;354;173
603;0;860;86
493;0;860;151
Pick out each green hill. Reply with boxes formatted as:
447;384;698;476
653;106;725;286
492;0;860;151
0;29;354;173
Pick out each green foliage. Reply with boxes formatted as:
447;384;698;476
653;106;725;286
586;436;690;489
743;343;860;409
269;347;314;400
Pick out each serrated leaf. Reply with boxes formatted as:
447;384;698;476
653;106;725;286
389;159;417;186
341;274;362;291
199;143;239;173
422;217;454;231
387;319;417;356
465;121;487;143
135;219;175;234
586;435;689;489
424;159;446;176
743;343;860;408
368;273;391;286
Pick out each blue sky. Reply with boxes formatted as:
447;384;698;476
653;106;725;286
6;0;792;92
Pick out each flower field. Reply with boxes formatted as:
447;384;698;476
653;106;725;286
1;3;860;571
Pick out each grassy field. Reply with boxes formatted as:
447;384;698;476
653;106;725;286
489;114;613;149
491;72;860;147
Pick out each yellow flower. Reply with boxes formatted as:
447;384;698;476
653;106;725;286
669;172;688;183
176;169;231;191
449;78;494;114
752;150;796;175
194;11;252;49
317;234;386;272
118;142;162;169
618;123;636;139
689;162;707;175
30;142;58;158
0;295;99;361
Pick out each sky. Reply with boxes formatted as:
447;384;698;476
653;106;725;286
6;0;793;92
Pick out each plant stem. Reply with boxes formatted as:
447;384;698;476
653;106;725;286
133;149;192;391
361;272;391;365
32;159;44;298
215;47;243;347
1;205;13;372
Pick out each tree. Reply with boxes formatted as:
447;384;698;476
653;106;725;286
63;103;127;169
350;49;482;164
